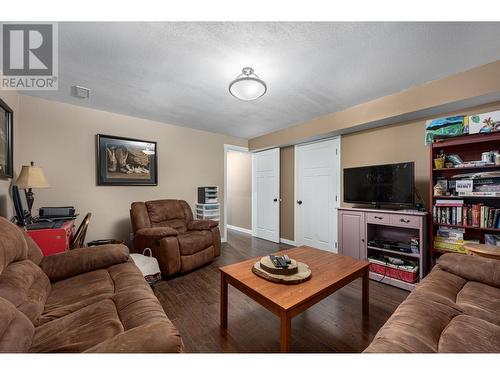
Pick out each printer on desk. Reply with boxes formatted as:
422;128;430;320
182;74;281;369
39;206;76;220
12;186;77;255
12;185;77;230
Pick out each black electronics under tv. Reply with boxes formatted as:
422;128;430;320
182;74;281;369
344;162;415;207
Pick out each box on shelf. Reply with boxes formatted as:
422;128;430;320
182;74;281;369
425;116;466;145
433;237;479;254
468;110;500;134
368;257;419;284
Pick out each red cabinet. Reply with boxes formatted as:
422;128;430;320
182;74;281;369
26;220;75;256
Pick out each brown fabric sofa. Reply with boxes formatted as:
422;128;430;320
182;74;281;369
130;199;221;277
0;217;182;353
365;253;500;353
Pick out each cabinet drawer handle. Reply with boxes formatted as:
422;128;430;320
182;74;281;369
400;218;411;223
374;216;383;220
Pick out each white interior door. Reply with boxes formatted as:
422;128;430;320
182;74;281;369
252;148;280;243
295;138;340;252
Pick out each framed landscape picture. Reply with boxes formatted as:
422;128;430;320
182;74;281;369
96;134;157;186
0;98;13;179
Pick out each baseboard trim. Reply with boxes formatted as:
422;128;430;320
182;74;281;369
221;237;227;243
280;238;296;246
227;225;253;235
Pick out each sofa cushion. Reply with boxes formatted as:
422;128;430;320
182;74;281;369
456;281;500;326
180;246;215;273
177;231;213;256
365;253;500;353
84;321;183;353
146;200;182;221
31;299;123;353
40;244;129;283
0;297;34;353
107;261;152;294
0;260;50;325
364;292;463;353
39;269;114;325
438;315;500;353
0;218;28;273
145;199;192;233
23;233;44;266
410;265;467;307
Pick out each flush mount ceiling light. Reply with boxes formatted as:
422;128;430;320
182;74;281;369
228;67;267;101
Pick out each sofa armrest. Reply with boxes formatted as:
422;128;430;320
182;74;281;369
84;321;183;353
40;244;130;283
187;220;218;231
135;227;178;239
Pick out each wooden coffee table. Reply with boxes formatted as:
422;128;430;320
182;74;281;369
219;246;370;352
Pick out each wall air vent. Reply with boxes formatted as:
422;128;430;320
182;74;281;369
71;85;91;99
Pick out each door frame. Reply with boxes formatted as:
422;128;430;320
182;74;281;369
252;148;280;243
223;144;250;242
294;136;341;249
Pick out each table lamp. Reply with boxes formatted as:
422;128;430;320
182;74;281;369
15;161;49;215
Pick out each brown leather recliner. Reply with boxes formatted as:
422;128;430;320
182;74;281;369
130;199;221;277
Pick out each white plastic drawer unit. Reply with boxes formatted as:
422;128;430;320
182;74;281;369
195;202;220;222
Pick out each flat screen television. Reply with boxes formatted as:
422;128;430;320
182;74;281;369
343;162;415;207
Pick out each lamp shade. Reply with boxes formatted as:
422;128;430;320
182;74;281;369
15;165;49;189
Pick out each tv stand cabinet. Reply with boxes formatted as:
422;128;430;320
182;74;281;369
338;207;428;291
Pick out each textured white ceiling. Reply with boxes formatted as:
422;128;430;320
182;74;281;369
22;22;500;139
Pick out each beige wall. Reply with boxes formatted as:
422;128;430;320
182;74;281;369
16;95;247;244
249;60;500;150
278;101;500;240
341;100;500;209
226;150;251;230
280;146;294;241
0;91;21;219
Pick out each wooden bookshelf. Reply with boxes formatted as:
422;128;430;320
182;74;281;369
429;132;500;261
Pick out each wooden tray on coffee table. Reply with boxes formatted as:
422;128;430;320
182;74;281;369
252;256;311;284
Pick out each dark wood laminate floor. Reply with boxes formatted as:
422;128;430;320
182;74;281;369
153;230;409;353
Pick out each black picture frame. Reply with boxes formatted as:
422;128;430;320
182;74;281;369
96;134;158;186
0;98;13;179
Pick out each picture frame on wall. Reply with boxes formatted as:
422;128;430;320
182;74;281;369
96;134;157;186
0;98;13;179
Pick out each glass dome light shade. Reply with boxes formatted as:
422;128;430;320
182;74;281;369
228;67;267;101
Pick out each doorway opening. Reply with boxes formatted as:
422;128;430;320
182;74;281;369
223;145;252;242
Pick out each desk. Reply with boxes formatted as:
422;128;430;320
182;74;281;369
26;220;75;256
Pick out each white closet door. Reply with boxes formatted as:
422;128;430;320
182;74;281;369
295;138;340;251
252;148;280;243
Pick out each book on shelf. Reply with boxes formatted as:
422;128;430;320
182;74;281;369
433;237;479;254
458;191;500;197
437;226;465;240
435;175;500;197
435;199;464;206
485;234;500;246
433;203;500;228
